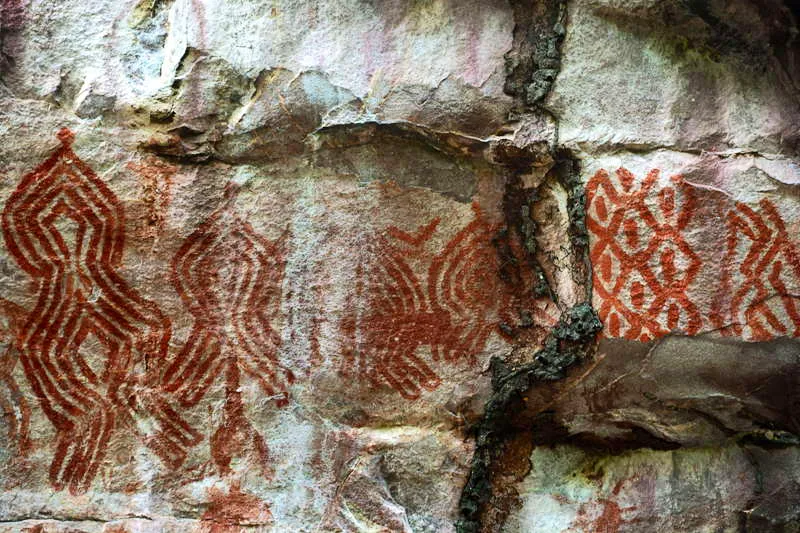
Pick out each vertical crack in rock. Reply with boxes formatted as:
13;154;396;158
456;150;601;528
457;2;605;530
457;303;602;532
498;172;553;303
503;0;567;107
552;148;592;300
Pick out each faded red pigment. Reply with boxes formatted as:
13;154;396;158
127;156;177;243
341;205;513;399
167;188;293;476
0;296;30;456
2;130;200;494
571;478;644;533
716;199;800;340
200;482;273;532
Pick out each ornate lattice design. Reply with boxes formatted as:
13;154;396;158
586;168;702;341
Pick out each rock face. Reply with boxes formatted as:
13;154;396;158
0;1;798;532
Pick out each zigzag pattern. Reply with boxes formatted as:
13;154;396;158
167;192;292;474
1;129;199;493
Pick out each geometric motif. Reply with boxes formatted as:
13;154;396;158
586;168;702;341
719;199;800;341
341;205;513;399
1;129;199;494
167;189;292;475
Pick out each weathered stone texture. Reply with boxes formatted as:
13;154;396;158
0;0;798;532
549;0;800;154
506;443;800;532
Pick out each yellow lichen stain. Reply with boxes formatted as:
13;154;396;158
128;0;157;28
403;0;449;34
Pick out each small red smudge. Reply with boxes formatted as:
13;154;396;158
201;482;273;533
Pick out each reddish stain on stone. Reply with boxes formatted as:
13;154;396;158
588;167;800;342
127;157;177;243
103;525;131;533
201;482;272;533
0;296;30;457
1;0;27;74
591;481;628;533
630;281;645;309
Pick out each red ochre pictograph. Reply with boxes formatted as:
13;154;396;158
341;205;517;400
0;297;30;457
586;168;702;341
716;199;800;341
570;477;647;533
166;188;293;475
1;129;200;494
200;481;273;533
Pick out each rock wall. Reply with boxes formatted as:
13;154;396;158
0;1;798;532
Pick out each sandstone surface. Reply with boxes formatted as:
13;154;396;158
0;0;798;532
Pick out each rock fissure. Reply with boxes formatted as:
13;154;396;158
457;303;602;532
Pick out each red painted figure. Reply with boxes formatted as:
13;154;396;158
167;187;293;475
342;205;515;399
2;129;199;493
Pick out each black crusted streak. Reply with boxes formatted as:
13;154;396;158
456;303;602;533
504;0;568;107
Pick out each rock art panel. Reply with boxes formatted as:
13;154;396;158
341;207;513;399
1;129;199;494
3;0;797;531
586;168;702;341
0;128;540;530
587;166;800;342
167;188;292;476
